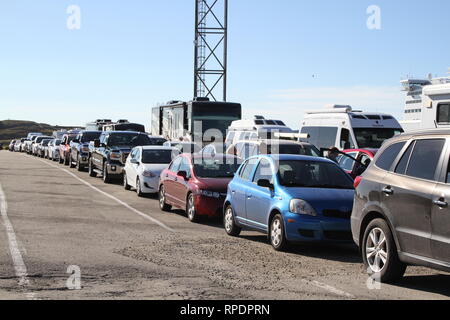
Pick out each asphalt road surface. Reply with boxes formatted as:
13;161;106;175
0;151;449;300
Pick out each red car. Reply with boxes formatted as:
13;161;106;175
59;132;80;165
158;153;241;222
337;148;378;179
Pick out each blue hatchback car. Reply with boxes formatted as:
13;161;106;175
223;155;355;250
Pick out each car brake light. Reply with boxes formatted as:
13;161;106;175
354;176;362;189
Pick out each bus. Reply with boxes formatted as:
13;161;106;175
151;98;242;145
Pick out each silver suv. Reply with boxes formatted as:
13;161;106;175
352;129;450;283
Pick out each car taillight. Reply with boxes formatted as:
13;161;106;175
354;176;362;189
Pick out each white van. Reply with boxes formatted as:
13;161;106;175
225;116;297;147
299;105;403;150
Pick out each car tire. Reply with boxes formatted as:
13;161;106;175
362;218;406;283
69;153;76;168
186;193;199;223
159;185;171;212
88;158;97;177
103;162;112;184
136;178;145;197
270;214;289;251
123;172;131;190
76;154;84;171
64;153;70;166
224;205;241;237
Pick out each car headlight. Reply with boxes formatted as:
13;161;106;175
289;199;317;216
110;151;121;161
142;171;156;178
198;190;220;198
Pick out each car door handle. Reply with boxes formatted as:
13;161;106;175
433;199;448;208
247;194;253;199
382;187;394;195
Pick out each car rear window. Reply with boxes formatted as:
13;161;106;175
375;142;406;171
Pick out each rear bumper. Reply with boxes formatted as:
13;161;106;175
141;177;160;194
78;153;89;165
194;195;226;217
106;163;124;176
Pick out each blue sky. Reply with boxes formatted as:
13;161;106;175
0;0;449;130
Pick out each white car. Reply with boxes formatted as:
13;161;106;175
48;139;62;161
123;146;175;196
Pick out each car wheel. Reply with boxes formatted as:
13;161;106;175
136;178;145;197
123;172;131;190
103;162;112;183
362;218;406;283
69;153;76;168
64;153;70;166
76;154;84;171
224;205;241;237
186;193;199;223
159;185;171;212
88;158;97;177
270;214;288;251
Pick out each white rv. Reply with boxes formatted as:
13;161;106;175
400;72;450;132
299;105;403;150
225;116;297;147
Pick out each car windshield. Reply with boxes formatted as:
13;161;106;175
267;144;321;157
193;158;240;178
55;140;62;146
353;128;403;149
142;150;173;164
277;160;354;189
108;133;152;147
81;132;101;143
42;140;51;146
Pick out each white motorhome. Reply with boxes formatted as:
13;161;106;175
400;71;450;132
225;116;297;147
299;105;403;150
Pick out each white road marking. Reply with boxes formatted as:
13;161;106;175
306;280;355;299
0;183;30;287
35;158;175;232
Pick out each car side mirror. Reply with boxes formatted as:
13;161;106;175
177;170;188;180
94;139;100;148
257;179;274;189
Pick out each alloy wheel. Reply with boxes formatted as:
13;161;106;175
224;207;234;233
271;218;282;248
366;227;388;273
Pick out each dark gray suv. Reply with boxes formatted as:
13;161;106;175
352;129;450;283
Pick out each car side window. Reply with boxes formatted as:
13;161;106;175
240;158;258;181
405;139;445;181
179;158;192;178
170;157;183;173
375;142;406;171
338;152;357;171
395;141;415;175
253;159;274;185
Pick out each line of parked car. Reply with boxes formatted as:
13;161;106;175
7;127;450;284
